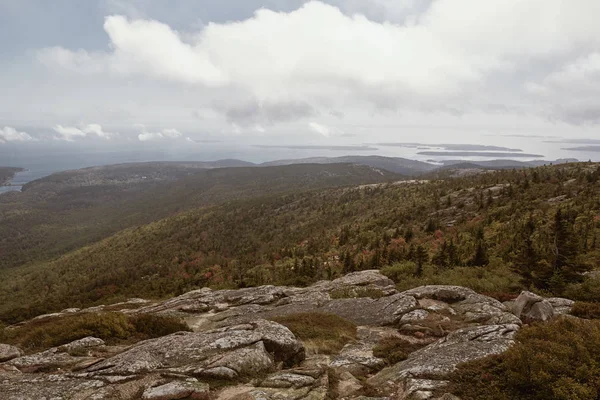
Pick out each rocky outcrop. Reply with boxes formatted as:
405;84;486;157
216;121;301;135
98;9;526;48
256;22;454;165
0;344;23;362
0;271;577;399
512;291;555;323
87;320;304;377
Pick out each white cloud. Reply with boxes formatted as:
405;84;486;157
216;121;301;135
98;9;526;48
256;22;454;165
308;122;331;137
526;53;600;123
29;0;600;127
136;125;182;141
53;124;117;141
0;126;35;143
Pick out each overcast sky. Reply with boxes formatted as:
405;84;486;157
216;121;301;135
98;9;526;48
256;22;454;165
1;0;599;154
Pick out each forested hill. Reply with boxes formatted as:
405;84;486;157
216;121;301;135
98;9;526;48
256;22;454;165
0;163;399;272
0;167;23;185
1;162;599;323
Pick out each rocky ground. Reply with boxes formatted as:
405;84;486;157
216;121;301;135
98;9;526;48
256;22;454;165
0;271;573;399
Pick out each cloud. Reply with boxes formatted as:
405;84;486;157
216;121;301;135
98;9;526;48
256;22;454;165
221;99;314;125
308;122;331;137
53;124;116;141
526;53;600;123
136;125;183;141
30;0;600;127
0;126;35;143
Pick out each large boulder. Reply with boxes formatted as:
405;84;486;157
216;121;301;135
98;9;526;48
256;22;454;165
86;320;304;378
369;324;519;394
512;291;555;323
0;344;23;363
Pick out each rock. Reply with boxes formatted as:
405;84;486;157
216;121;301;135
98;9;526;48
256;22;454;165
8;348;102;373
369;324;519;393
547;297;574;315
335;371;363;397
59;336;105;354
512;291;555;323
321;294;417;326
398;378;449;400
261;372;316;389
142;380;209;400
401;310;430;323
330;270;395;288
86;320;304;377
0;344;23;362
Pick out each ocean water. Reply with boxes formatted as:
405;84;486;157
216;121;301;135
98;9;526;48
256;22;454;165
0;138;598;190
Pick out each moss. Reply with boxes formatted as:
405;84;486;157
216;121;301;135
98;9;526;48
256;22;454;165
270;312;357;354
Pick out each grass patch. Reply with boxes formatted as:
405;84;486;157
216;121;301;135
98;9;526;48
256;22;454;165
270;312;357;354
372;337;425;365
330;286;386;299
571;302;600;319
1;312;190;352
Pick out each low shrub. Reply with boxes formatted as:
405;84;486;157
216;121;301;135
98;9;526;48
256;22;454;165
372;337;425;365
270;312;356;354
447;318;600;400
381;261;522;295
2;312;190;352
129;314;190;339
571;302;600;319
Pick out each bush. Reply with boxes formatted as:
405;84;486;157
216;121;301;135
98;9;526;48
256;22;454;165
129;314;190;339
2;312;190;352
448;318;600;400
270;312;356;354
381;261;522;295
372;337;425;365
564;276;600;302
571;302;600;319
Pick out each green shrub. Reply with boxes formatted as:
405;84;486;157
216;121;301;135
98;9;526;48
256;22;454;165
372;337;425;365
564;276;600;302
3;312;190;352
270;312;356;354
381;262;522;295
448;318;600;400
129;313;191;339
571;302;600;319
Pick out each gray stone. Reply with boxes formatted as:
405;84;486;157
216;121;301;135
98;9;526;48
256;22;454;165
512;291;555;323
59;337;105;354
86;320;304;377
369;324;519;393
0;344;23;362
142;380;209;400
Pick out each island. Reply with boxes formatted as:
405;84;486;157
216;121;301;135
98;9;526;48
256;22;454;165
0;167;24;186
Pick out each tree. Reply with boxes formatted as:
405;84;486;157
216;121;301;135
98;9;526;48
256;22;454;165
414;245;428;277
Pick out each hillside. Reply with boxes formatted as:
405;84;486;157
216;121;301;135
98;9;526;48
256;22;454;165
1;162;599;323
0;167;23;185
261;155;438;175
0;163;399;271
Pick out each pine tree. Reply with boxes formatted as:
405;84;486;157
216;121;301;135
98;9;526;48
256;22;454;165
414;245;428;277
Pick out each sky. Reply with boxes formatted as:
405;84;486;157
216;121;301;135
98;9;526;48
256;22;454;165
1;0;600;164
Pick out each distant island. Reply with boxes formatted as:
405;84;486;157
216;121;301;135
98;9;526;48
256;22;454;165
0;167;24;186
417;151;544;158
564;146;600;152
375;143;523;152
